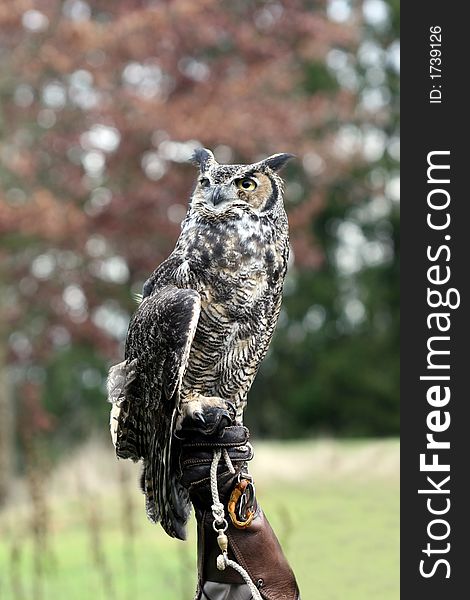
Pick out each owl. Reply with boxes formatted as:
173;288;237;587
107;148;293;539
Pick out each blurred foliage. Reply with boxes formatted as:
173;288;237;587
0;0;399;459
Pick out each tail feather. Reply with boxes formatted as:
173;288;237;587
141;413;190;540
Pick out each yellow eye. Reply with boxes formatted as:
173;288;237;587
236;178;257;192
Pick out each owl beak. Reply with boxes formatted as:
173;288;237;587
210;185;226;206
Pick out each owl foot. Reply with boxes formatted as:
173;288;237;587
177;396;235;435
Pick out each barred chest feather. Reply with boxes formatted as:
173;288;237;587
172;211;288;409
174;211;285;308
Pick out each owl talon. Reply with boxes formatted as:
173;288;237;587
202;406;233;435
193;411;206;424
179;403;233;436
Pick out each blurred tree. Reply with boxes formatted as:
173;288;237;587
249;0;400;436
0;0;399;464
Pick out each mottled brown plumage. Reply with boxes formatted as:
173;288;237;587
107;149;293;539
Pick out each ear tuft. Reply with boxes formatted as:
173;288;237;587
262;153;295;173
190;148;217;172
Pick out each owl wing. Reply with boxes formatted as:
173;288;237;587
107;285;201;539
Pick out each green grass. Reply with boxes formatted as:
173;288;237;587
0;440;399;599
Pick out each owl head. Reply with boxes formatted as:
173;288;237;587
188;148;294;219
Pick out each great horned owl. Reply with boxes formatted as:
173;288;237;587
107;148;293;539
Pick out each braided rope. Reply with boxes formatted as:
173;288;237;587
223;448;236;475
209;449;262;600
210;448;226;528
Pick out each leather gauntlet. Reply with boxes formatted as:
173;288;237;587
179;425;253;509
178;426;300;600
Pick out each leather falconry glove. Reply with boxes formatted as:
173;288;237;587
177;423;300;600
